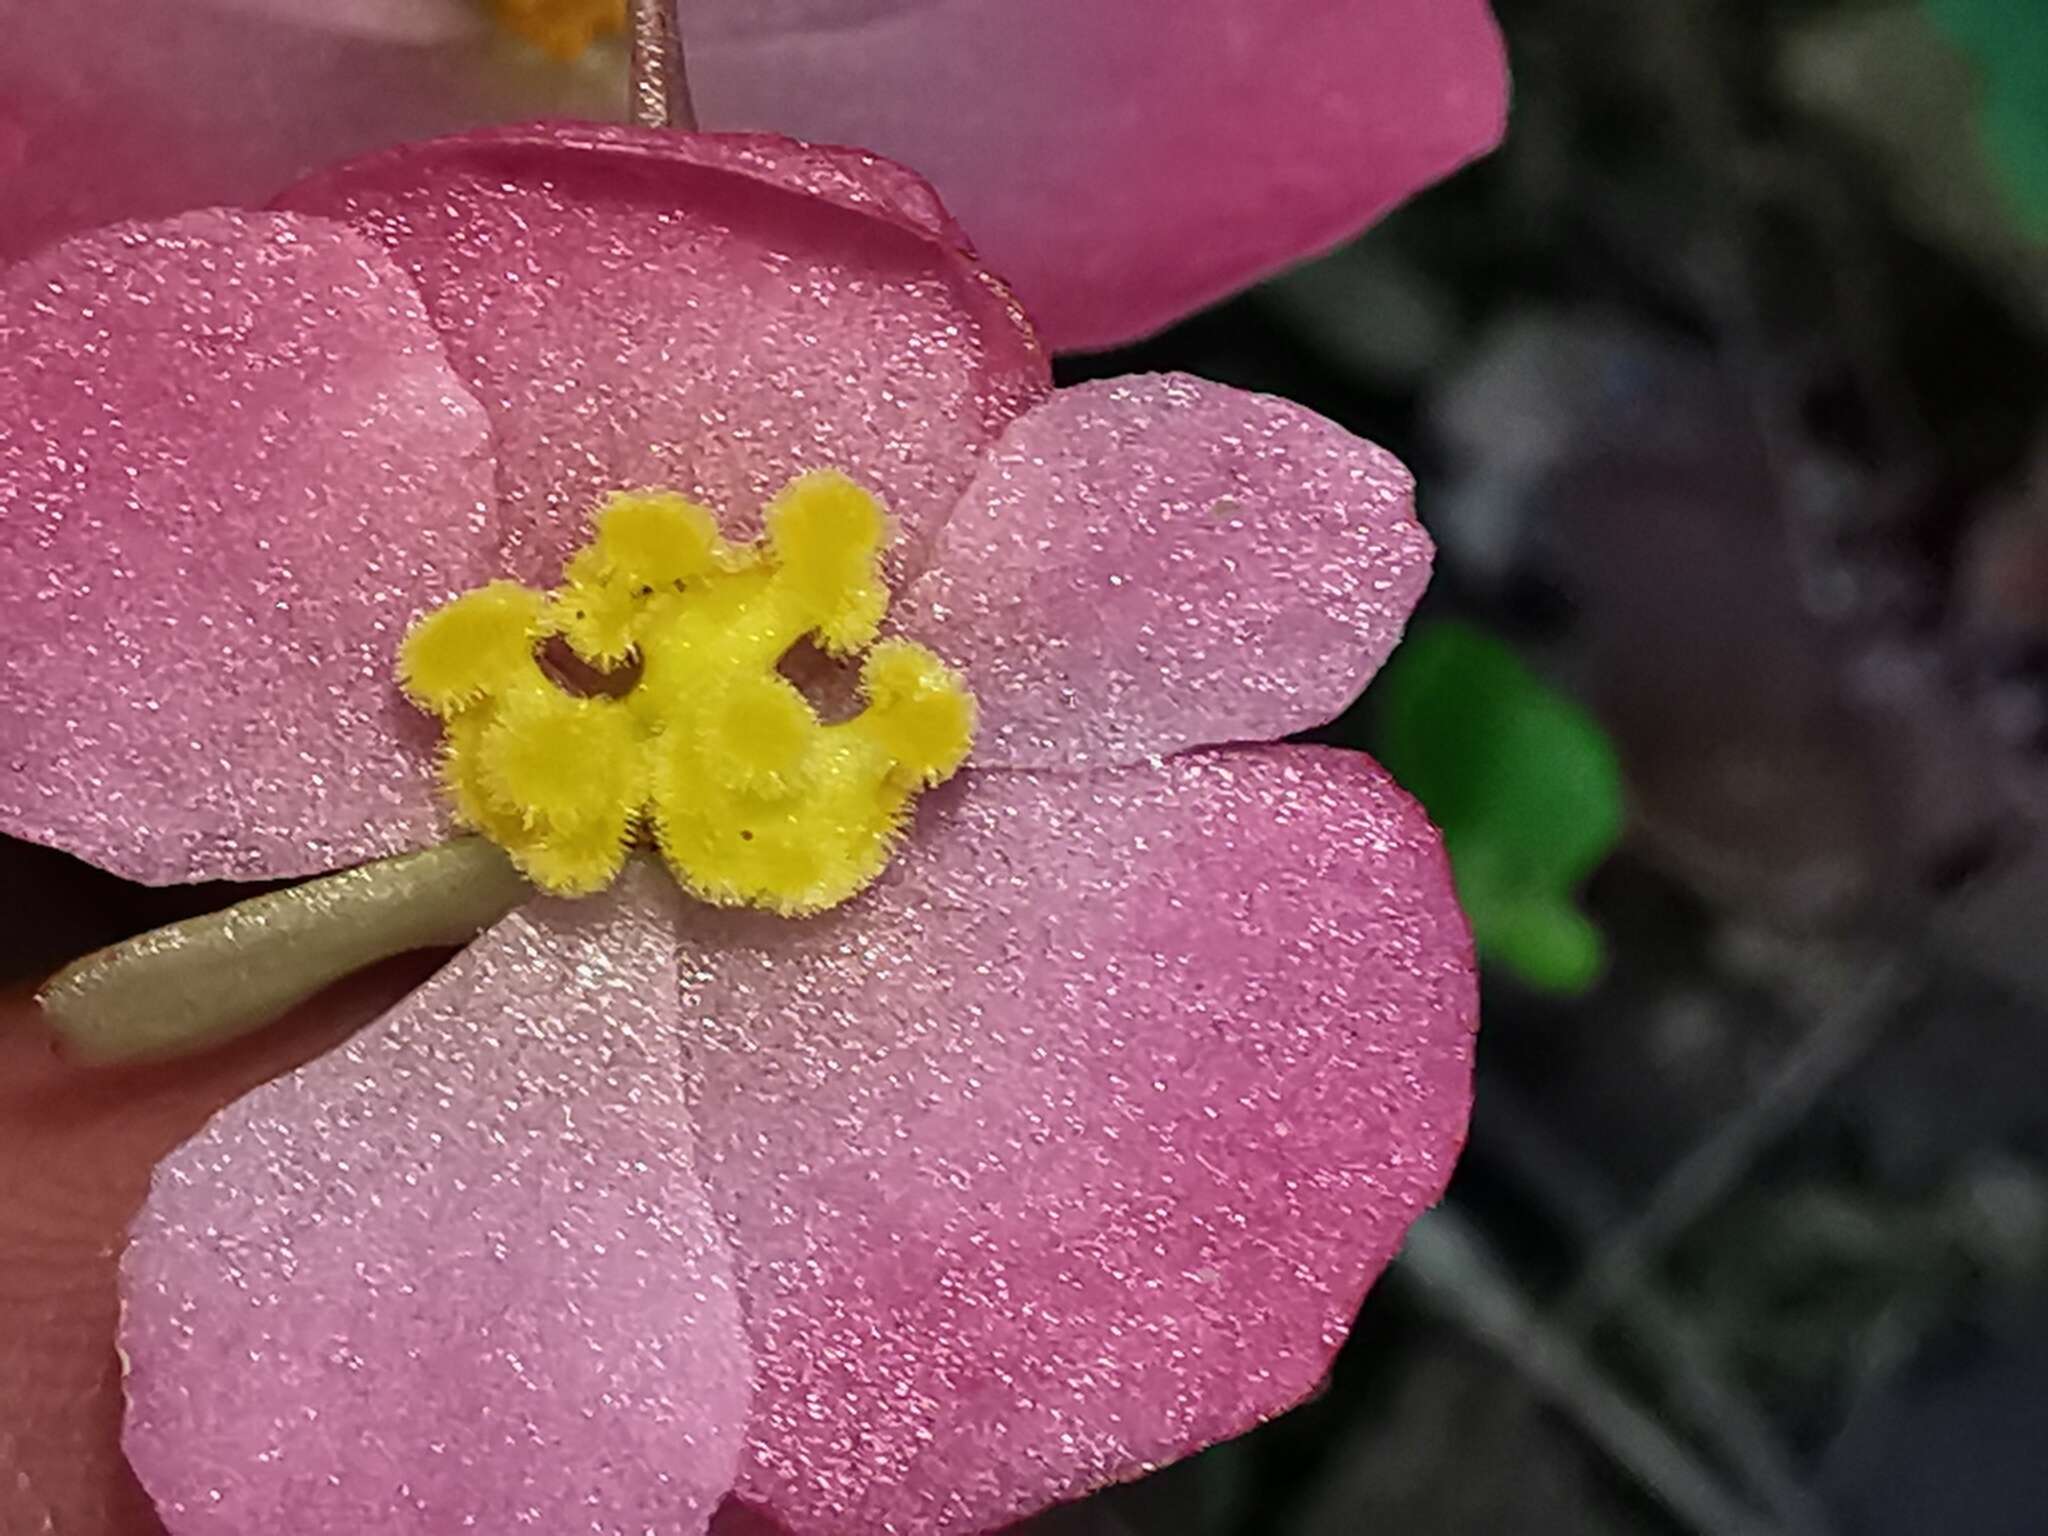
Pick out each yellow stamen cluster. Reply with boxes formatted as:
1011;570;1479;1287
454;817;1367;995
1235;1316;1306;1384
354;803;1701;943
399;475;975;913
486;0;625;61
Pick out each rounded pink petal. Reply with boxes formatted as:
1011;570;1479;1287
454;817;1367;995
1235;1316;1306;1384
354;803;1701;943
896;374;1433;769
682;0;1510;351
121;869;752;1535
274;124;1051;582
677;747;1476;1534
0;209;498;883
0;0;625;267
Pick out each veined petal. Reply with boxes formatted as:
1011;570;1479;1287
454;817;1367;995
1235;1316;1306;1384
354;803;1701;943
677;747;1476;1534
0;209;499;883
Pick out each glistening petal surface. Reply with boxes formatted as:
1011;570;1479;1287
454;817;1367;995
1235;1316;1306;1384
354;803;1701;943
682;0;1510;350
120;869;752;1535
0;955;439;1536
0;210;498;884
897;375;1433;769
0;0;625;267
275;124;1050;583
676;748;1477;1534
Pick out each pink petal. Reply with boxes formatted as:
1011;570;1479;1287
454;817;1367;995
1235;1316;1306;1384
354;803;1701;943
204;0;486;44
0;0;625;267
0;210;497;883
678;747;1476;1534
682;0;1510;351
896;374;1432;769
274;124;1051;582
121;867;752;1535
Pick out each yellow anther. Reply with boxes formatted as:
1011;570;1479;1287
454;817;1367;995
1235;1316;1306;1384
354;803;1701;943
477;691;644;836
485;0;625;61
548;567;641;669
514;812;637;897
438;709;529;850
398;581;546;713
650;728;908;917
591;491;726;588
704;674;819;797
854;640;977;786
400;477;975;909
766;471;892;653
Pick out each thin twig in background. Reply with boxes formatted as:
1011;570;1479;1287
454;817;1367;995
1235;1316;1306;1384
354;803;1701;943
1474;1084;1837;1536
1395;1210;1786;1536
1559;961;1909;1330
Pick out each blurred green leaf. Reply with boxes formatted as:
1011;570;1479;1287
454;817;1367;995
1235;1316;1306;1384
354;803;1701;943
1375;622;1624;994
1928;0;2048;238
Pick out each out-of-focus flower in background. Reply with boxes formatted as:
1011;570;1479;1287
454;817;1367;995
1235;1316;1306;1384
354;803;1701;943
0;0;1508;352
0;0;627;272
678;0;1509;350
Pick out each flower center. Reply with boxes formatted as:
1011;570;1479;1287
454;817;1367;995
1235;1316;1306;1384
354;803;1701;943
399;474;975;913
484;0;625;60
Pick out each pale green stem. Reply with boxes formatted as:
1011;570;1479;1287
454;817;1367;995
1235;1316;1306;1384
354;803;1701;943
38;839;527;1066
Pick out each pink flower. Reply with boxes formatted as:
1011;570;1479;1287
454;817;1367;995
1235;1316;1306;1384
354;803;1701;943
683;0;1511;351
1;125;1476;1533
0;0;1509;351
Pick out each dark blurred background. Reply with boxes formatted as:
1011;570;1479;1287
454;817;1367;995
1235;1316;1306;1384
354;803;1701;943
9;2;2046;1533
1051;0;2048;1531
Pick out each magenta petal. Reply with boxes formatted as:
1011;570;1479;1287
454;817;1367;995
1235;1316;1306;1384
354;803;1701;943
121;869;751;1534
0;209;497;883
683;0;1510;351
678;748;1476;1534
897;374;1432;769
275;124;1051;581
0;0;624;267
